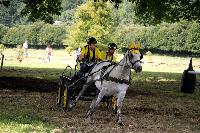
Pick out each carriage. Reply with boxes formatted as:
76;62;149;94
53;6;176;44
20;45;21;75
56;64;116;111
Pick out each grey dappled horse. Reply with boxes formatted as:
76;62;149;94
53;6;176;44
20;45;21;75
75;50;143;125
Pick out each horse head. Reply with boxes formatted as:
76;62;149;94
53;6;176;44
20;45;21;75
125;50;143;73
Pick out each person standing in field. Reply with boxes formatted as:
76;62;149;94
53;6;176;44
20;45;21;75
45;44;53;63
23;40;28;58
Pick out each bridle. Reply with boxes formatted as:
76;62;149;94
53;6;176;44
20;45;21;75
126;51;142;69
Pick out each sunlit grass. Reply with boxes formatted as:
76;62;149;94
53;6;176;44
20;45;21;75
2;48;200;73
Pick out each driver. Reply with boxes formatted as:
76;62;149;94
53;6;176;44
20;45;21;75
78;37;101;76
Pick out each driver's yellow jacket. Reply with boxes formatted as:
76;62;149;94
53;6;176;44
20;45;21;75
80;45;101;63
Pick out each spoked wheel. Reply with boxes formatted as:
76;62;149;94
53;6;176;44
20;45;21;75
56;82;63;107
63;85;72;111
111;96;117;113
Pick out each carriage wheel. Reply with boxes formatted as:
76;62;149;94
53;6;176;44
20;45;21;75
56;83;63;107
63;86;72;111
111;96;117;113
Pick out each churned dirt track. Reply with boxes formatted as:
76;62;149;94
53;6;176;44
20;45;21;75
1;81;200;132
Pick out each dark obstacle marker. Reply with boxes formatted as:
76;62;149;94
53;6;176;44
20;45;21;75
180;58;196;93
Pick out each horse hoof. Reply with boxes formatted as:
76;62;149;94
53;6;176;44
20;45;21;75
118;122;124;126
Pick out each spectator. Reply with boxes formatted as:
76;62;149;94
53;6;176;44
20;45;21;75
23;40;28;58
45;44;53;63
75;47;81;65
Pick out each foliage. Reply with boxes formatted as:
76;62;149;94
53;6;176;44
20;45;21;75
2;26;26;45
21;0;62;23
0;24;8;43
113;24;147;50
1;22;67;46
103;0;200;24
0;44;6;54
56;9;75;25
111;1;138;26
114;20;200;54
64;1;115;50
0;0;25;26
61;0;85;10
25;22;45;45
38;23;66;45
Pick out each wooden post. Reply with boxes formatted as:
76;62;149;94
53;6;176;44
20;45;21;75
1;54;4;70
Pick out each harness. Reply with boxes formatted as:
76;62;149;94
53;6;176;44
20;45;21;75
100;53;141;85
100;63;131;85
103;72;131;85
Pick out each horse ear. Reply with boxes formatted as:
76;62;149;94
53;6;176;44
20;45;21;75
140;53;143;60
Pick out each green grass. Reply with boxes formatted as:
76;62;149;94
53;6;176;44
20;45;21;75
0;113;56;133
0;90;64;133
130;71;200;100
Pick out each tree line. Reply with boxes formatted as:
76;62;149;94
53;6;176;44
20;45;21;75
0;0;199;55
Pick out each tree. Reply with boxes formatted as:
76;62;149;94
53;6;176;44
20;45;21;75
64;1;115;50
0;0;25;26
0;24;8;43
61;0;85;10
103;0;200;24
21;0;62;24
54;0;85;25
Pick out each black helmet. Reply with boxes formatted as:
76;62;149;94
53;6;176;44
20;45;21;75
108;43;117;49
87;37;97;45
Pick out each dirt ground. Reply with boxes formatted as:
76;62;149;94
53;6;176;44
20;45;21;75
1;81;200;132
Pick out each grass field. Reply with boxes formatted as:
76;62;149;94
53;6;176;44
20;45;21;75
0;48;200;132
1;48;200;80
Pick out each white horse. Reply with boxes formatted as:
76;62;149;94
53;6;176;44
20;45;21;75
74;50;143;125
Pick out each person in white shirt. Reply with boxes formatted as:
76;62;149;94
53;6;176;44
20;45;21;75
23;40;28;58
45;44;53;63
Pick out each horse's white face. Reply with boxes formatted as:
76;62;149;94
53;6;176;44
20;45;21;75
127;51;143;73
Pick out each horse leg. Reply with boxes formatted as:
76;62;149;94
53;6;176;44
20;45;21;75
85;95;98;121
71;82;90;107
86;90;105;119
116;92;126;126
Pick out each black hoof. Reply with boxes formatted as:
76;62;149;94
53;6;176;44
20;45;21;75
118;122;124;126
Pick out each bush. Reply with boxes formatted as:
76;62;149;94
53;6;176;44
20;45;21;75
2;26;25;45
39;23;66;45
114;20;200;54
0;24;8;43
